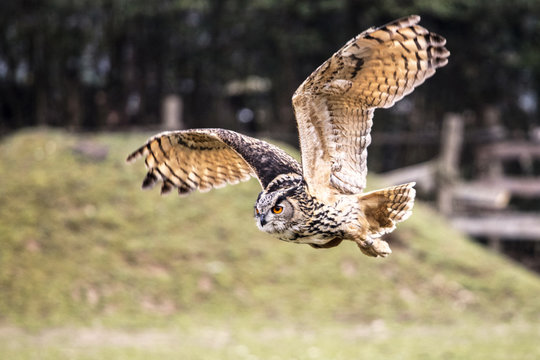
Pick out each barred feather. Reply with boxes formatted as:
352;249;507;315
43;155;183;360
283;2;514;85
126;129;301;196
358;182;416;238
293;15;449;200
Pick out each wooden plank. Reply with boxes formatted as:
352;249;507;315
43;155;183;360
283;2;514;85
451;213;540;240
451;182;510;209
372;131;439;145
477;142;540;160
380;161;436;192
483;177;540;197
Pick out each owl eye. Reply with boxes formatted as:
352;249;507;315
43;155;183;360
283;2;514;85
255;208;260;216
272;205;283;214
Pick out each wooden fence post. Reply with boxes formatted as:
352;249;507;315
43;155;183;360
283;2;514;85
437;113;464;215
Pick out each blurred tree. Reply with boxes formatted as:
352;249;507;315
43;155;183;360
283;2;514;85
0;0;539;163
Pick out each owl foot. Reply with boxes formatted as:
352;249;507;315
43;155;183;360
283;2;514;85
357;238;392;258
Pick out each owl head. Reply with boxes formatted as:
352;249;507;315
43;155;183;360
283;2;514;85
254;174;306;235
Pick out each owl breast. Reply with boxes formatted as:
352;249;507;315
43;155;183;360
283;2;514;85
274;199;350;245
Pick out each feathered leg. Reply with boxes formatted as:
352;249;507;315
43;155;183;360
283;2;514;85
350;182;416;257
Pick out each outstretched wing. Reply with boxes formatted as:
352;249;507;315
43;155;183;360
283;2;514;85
126;128;302;195
292;15;449;200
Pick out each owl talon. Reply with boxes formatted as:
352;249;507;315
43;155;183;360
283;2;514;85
373;239;392;257
357;239;392;258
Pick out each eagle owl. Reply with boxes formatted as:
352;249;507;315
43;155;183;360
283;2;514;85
127;15;449;257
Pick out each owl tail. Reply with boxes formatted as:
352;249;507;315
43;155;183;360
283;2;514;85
358;182;416;239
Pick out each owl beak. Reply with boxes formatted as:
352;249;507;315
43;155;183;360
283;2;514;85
259;214;267;227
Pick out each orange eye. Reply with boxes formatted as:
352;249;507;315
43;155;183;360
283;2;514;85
272;205;283;214
255;208;260;216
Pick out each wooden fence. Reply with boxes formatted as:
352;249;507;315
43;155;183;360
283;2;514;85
381;113;540;250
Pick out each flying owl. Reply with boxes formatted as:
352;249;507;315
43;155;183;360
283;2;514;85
127;15;449;257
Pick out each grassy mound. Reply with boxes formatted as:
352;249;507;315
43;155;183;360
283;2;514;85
1;128;540;331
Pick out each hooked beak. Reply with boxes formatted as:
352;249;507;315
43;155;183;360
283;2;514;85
259;214;267;227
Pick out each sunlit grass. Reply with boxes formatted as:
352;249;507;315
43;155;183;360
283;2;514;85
1;128;540;358
1;320;539;360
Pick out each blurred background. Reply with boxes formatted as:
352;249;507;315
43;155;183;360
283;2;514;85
1;0;540;359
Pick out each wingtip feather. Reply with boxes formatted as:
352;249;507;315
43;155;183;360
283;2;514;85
126;146;146;163
141;172;158;190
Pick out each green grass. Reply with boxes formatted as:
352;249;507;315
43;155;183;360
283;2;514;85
1;321;540;359
1;128;540;358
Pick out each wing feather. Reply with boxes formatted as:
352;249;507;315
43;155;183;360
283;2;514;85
293;15;449;199
127;128;302;195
